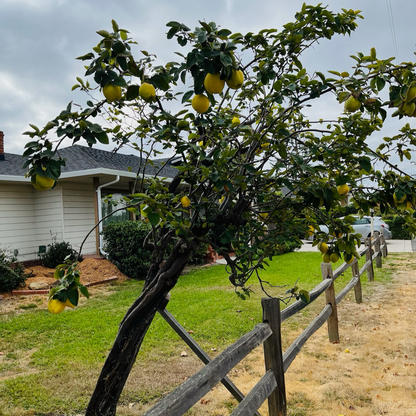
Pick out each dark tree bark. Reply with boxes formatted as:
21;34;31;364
85;239;195;416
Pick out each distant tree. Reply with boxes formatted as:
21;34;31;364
23;5;416;415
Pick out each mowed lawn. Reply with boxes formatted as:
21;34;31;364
0;251;391;415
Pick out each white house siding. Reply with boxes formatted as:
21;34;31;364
61;181;97;255
33;185;64;250
0;183;37;261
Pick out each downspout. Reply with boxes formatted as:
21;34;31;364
96;176;120;256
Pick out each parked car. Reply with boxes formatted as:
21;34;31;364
313;216;391;240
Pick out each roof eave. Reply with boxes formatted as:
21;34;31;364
0;168;173;183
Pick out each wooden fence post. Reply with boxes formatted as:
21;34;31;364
380;233;388;257
374;231;382;268
262;298;286;416
364;238;375;281
351;260;362;304
320;263;339;343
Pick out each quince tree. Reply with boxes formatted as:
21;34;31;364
22;6;416;415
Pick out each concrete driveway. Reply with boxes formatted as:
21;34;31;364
298;239;414;253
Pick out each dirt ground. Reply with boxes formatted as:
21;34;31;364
1;255;415;415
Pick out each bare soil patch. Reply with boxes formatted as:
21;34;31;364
0;258;128;314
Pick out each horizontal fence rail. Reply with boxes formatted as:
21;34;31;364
145;231;387;416
283;304;332;372
157;308;261;415
143;324;272;416
230;370;277;416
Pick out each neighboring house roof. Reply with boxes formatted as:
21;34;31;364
0;145;178;179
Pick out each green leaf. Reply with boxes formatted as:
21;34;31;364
95;132;109;145
126;84;139;100
182;90;194;103
220;52;233;67
112;41;126;55
96;30;110;38
299;290;310;303
111;19;119;33
217;29;232;38
199;21;212;33
67;289;79;306
79;285;89;299
149;74;170;91
148;212;160;226
167;27;178;40
358;158;372;173
112;76;127;87
376;77;385;91
76;52;94;61
166;21;182;29
186;51;197;68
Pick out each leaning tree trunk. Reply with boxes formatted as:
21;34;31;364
85;241;194;416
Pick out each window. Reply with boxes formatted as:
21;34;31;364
352;218;369;225
102;193;130;227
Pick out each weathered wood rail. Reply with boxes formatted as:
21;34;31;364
143;232;388;416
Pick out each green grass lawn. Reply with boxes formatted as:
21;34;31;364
0;251;393;415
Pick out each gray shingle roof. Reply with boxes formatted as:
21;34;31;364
0;145;178;178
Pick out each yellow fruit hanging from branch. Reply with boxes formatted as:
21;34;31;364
226;69;244;90
103;83;122;102
204;73;225;94
192;94;210;113
139;82;156;102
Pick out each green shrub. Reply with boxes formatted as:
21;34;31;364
102;221;153;280
103;221;213;277
0;249;27;292
188;242;210;265
39;241;78;268
384;216;413;240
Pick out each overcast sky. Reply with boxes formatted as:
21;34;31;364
1;0;416;173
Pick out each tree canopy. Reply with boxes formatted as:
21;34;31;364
21;5;416;414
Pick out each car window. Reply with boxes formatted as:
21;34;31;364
352;219;369;225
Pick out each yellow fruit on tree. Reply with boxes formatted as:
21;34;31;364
307;225;315;237
318;242;328;254
103;83;122;102
330;252;340;263
343;253;354;264
48;299;66;314
344;96;361;112
139;82;156;102
65;298;75;308
332;230;343;238
204;73;225;94
393;192;406;205
34;174;55;191
226;69;244;89
406;85;416;102
400;102;415;116
176;120;190;130
259;212;268;221
337;184;350;195
181;196;191;207
192;94;210;113
231;116;240;127
322;253;331;263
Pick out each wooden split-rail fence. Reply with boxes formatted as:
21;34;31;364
143;231;388;416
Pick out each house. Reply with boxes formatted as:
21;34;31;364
0;131;178;262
